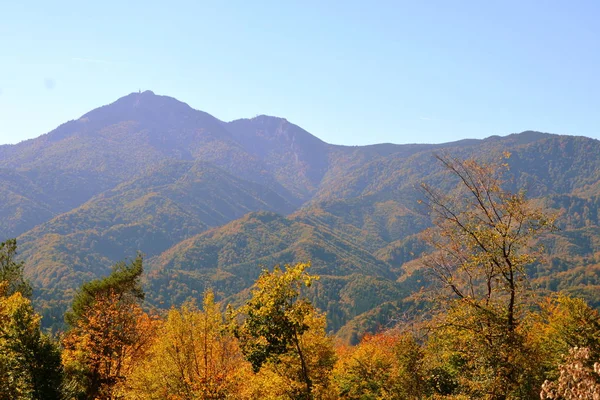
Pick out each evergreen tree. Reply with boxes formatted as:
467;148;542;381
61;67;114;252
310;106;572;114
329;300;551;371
62;255;154;400
0;239;32;298
65;254;144;327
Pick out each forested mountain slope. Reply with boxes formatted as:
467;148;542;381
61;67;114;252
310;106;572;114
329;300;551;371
1;91;599;332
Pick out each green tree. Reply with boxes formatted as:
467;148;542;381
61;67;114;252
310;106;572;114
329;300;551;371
65;254;144;327
234;262;336;400
0;282;63;400
0;238;32;298
420;154;555;399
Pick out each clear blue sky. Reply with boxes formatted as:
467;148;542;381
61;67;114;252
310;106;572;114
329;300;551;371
1;1;599;146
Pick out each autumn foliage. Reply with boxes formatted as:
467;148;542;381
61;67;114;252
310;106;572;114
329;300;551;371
2;155;600;399
121;293;247;399
62;291;157;399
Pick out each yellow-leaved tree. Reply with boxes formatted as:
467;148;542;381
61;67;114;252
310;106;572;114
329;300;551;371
120;291;249;399
234;262;337;400
0;282;63;400
0;238;63;400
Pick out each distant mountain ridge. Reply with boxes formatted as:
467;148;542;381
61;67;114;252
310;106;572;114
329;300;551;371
1;91;599;334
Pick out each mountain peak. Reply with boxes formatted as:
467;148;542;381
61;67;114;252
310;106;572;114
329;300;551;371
77;90;200;128
105;90;191;112
504;130;552;145
251;114;288;123
228;114;288;126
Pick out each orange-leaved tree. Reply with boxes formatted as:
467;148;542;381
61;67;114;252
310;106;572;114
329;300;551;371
334;331;427;399
62;255;157;400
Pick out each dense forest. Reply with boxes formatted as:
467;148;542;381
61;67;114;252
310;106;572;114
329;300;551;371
2;155;599;399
